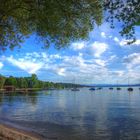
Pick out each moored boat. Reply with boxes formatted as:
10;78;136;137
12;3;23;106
71;87;80;91
128;87;133;92
117;87;121;90
89;87;95;91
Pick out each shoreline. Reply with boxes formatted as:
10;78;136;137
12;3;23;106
0;123;45;140
0;88;42;93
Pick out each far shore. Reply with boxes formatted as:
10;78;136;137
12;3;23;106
0;123;45;140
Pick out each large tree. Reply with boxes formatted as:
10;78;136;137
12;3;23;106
1;0;140;50
4;76;17;87
17;77;28;88
0;0;102;50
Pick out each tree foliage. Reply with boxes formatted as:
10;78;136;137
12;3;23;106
1;74;65;89
104;0;140;43
0;0;102;50
5;76;17;86
0;75;6;89
1;0;140;50
17;78;28;88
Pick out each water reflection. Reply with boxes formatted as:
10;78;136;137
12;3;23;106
0;87;140;140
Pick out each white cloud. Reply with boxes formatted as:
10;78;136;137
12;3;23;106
123;53;140;69
120;39;140;46
113;37;140;46
94;59;106;67
56;68;66;76
120;39;129;46
109;35;112;38
110;70;124;77
89;41;108;58
71;42;85;50
108;55;118;62
32;52;41;57
114;37;119;43
0;62;3;69
115;71;124;77
134;40;140;45
101;32;106;38
7;56;43;74
49;54;61;59
41;52;48;59
4;48;139;84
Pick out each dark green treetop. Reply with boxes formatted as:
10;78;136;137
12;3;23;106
5;76;17;86
0;0;140;50
0;0;102;50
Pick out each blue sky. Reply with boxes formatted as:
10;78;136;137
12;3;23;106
0;22;140;84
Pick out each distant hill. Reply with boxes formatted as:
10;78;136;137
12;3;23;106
82;84;140;87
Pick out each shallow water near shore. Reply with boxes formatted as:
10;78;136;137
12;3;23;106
0;87;140;140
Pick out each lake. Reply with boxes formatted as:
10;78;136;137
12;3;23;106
0;87;140;140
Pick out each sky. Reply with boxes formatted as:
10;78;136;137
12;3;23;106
0;22;140;84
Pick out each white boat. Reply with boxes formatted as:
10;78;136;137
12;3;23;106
71;77;80;91
71;87;80;91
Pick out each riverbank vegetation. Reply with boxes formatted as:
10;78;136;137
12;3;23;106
0;74;82;91
0;74;64;90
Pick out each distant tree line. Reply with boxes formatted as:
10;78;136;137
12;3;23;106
0;74;65;89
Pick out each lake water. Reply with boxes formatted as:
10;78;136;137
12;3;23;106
0;87;140;140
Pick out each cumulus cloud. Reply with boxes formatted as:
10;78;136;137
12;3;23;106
110;70;124;77
101;32;106;38
71;42;86;50
123;53;140;69
5;50;120;84
55;68;66;76
49;54;62;59
89;41;108;58
7;56;43;74
0;62;3;69
71;40;109;58
113;37;140;47
109;35;112;38
94;59;107;67
133;40;140;45
114;37;119;43
6;53;66;76
5;49;139;84
120;39;130;46
119;39;140;46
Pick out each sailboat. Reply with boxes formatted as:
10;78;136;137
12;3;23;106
128;87;133;91
109;87;113;90
117;87;121;90
127;78;133;92
89;87;95;91
97;87;102;90
71;87;80;91
116;80;121;90
71;78;80;91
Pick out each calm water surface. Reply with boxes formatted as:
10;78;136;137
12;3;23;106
0;87;140;140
